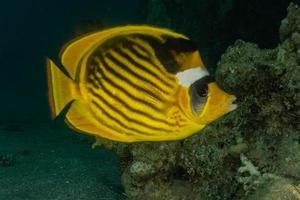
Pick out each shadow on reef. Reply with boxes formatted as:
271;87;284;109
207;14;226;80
93;3;300;200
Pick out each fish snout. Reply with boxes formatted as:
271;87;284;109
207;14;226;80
195;83;237;124
229;95;238;111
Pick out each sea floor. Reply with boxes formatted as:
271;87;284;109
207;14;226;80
0;122;125;200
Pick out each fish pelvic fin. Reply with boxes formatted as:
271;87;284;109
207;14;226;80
47;58;78;118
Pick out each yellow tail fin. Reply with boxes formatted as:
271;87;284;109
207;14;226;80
47;58;77;118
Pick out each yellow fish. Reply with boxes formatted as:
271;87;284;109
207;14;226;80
47;25;237;142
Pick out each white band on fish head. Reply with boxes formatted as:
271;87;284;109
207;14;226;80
176;67;209;87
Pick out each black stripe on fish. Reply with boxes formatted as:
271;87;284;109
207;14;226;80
117;45;176;89
133;34;181;74
88;73;175;127
89;105;134;136
103;52;165;102
86;60;102;88
126;44;164;72
87;56;164;112
91;100;147;136
87;75;100;89
124;40;177;83
110;47;171;95
87;34;177;83
123;38;151;57
89;89;172;134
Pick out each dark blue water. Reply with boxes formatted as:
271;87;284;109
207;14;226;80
0;0;145;122
0;1;145;199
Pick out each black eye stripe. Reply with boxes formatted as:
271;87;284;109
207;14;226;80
201;75;214;84
190;75;214;97
198;87;208;97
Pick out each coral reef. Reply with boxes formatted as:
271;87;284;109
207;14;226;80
102;3;300;200
246;175;300;200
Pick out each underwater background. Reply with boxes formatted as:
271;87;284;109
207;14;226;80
0;0;299;200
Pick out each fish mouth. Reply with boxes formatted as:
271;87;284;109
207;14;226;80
229;96;238;111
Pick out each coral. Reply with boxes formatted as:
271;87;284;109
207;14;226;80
247;176;300;200
96;3;300;200
237;154;272;195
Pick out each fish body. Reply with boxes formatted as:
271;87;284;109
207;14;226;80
47;25;236;142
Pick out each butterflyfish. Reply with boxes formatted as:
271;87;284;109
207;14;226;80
47;25;237;142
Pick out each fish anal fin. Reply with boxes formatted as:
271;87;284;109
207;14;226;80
65;101;131;142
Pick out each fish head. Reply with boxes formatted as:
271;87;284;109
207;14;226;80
189;77;237;125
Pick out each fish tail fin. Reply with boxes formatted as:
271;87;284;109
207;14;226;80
47;58;77;118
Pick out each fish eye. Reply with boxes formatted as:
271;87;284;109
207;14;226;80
189;78;210;114
197;86;208;98
191;78;209;99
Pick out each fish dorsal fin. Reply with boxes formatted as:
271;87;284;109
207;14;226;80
59;31;107;80
135;33;206;75
59;25;188;80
